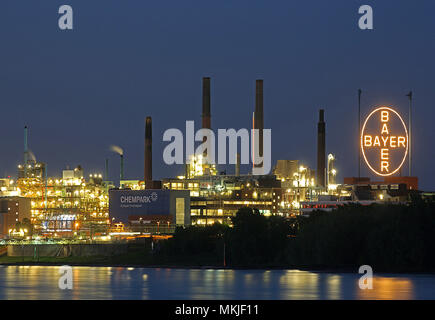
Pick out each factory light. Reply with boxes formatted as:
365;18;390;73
328;184;338;191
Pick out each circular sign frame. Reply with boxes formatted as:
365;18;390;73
360;106;409;177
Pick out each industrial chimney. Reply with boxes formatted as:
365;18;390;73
145;116;152;189
120;154;124;181
201;77;211;166
109;145;124;187
254;79;264;169
24;126;28;177
202;77;211;130
235;153;240;176
317;109;326;188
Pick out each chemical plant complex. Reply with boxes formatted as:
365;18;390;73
0;78;425;241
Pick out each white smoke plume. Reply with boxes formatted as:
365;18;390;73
110;145;124;156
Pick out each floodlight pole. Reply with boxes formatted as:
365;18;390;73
358;89;362;179
407;91;412;176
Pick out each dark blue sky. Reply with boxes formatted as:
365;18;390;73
0;1;434;190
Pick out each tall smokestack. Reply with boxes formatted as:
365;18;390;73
145;116;152;188
24;126;28;177
202;77;211;130
202;77;211;164
235;153;240;176
254;79;264;168
109;145;124;186
120;154;124;182
317;109;326;188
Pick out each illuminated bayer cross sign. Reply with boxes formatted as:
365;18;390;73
361;106;408;176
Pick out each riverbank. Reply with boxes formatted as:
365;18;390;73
1;254;434;274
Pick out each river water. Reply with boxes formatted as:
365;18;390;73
0;266;433;299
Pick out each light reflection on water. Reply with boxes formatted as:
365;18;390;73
0;266;432;300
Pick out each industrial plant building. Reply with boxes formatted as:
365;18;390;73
16;166;111;237
0;197;31;238
163;174;283;225
7;131;113;238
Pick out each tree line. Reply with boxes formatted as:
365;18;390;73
156;196;435;271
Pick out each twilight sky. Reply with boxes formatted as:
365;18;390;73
0;0;434;190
